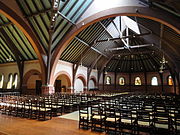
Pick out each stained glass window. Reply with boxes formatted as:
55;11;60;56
0;74;4;88
135;77;141;85
119;77;125;85
168;76;173;85
151;77;158;86
106;76;111;85
12;73;18;89
7;74;13;89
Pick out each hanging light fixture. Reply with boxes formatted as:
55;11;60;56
159;53;168;73
6;55;14;62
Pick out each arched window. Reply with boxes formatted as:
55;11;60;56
12;73;18;89
0;74;4;88
135;77;141;85
168;75;173;85
119;77;125;85
106;76;111;85
151;77;158;86
7;73;13;89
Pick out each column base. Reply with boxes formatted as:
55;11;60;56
41;85;55;95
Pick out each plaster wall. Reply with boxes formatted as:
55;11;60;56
54;60;73;80
76;66;87;82
23;60;41;76
0;63;19;89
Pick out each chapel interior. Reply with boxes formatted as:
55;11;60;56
0;0;180;135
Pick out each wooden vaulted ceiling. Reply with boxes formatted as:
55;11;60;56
0;0;93;63
0;0;179;73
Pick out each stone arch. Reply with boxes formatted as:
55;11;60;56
23;70;42;85
76;74;87;87
22;69;42;95
89;76;97;87
53;71;72;93
74;74;87;93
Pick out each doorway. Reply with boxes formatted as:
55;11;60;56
36;80;42;95
55;80;61;92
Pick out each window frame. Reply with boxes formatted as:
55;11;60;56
106;76;111;85
119;77;125;85
151;76;158;86
167;75;173;86
7;73;13;89
135;76;142;86
12;73;18;89
0;74;4;89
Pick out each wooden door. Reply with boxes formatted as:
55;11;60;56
55;80;61;93
36;80;42;95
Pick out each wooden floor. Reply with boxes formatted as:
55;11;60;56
0;114;104;135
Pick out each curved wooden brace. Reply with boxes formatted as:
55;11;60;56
97;56;114;83
0;1;47;84
87;55;102;90
50;6;180;84
0;28;24;91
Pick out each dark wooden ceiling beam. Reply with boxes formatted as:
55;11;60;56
151;1;180;16
115;56;123;73
75;36;108;58
0;46;7;63
26;8;51;19
23;0;49;49
72;29;106;84
0;22;13;28
95;32;151;43
45;0;61;85
98;55;113;83
143;31;178;69
87;54;102;85
0;40;15;60
134;38;147;72
113;50;155;57
57;11;75;25
51;6;180;80
0;1;47;83
147;53;160;71
0;28;24;92
0;30;24;60
99;21;121;46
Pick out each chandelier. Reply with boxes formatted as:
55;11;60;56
6;55;14;62
159;54;168;73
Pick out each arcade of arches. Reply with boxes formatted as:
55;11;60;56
0;0;180;135
0;0;179;95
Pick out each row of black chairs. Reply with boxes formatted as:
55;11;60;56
0;92;103;121
79;94;180;135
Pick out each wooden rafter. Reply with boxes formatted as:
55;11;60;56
26;8;51;18
0;28;24;92
0;22;13;28
75;37;108;58
98;56;113;83
87;54;102;88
